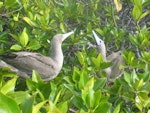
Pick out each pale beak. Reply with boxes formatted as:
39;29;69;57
92;30;103;45
62;31;74;41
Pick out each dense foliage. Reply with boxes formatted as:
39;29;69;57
0;0;150;113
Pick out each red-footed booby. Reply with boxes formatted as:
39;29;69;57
92;30;124;82
1;31;74;81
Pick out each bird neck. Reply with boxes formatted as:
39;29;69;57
51;41;63;67
97;45;107;61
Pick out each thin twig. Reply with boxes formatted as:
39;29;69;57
0;6;23;17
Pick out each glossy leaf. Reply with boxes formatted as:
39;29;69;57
57;101;68;113
8;91;31;105
113;104;120;113
0;92;20;113
32;100;47;113
31;70;43;83
132;5;142;21
21;96;34;113
19;28;29;47
95;102;111;113
27;40;41;50
10;44;22;51
0;76;18;94
0;2;3;8
5;0;17;8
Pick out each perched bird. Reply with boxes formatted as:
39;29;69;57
1;31;74;81
92;30;124;82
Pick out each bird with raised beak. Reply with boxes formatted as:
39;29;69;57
1;31;74;81
92;30;124;82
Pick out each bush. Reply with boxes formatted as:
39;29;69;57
0;0;150;112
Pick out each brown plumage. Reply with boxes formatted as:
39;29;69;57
1;31;73;81
92;30;124;82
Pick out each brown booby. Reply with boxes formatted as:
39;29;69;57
1;31;74;81
92;30;124;82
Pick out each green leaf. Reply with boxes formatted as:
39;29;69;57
132;5;142;21
27;40;41;50
26;79;37;91
131;70;138;83
21;96;34;113
138;11;150;22
57;101;68;113
49;82;58;103
113;104;120;113
91;54;103;69
72;96;85;109
78;70;88;89
124;71;131;85
8;91;31;105
94;78;107;90
23;17;38;27
136;79;144;90
5;0;17;8
93;90;101;108
0;76;18;94
0;92;20;113
95;102;111;113
19;28;29;47
31;70;43;83
83;77;94;91
54;90;62;105
0;2;3;8
32;100;47;113
63;84;79;96
60;23;66;33
72;67;80;82
76;52;85;66
9;33;19;42
10;44;22;51
13;13;19;21
87;22;92;33
133;0;142;6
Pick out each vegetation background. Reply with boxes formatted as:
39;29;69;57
0;0;150;113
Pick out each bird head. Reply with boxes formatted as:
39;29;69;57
92;30;104;46
92;30;106;53
52;31;74;44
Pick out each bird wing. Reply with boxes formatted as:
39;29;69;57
2;52;59;80
106;52;124;80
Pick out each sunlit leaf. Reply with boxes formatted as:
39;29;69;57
0;2;3;8
19;28;29;47
21;96;34;113
10;44;22;51
57;101;68;113
124;71;131;85
5;0;17;8
0;76;18;94
0;92;20;113
138;11;150;22
95;102;111;113
8;91;31;105
60;23;66;33
132;5;142;21
32;100;47;113
113;104;120;113
27;40;41;50
31;70;43;83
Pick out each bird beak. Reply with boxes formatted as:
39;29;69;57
92;30;103;45
62;31;74;41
